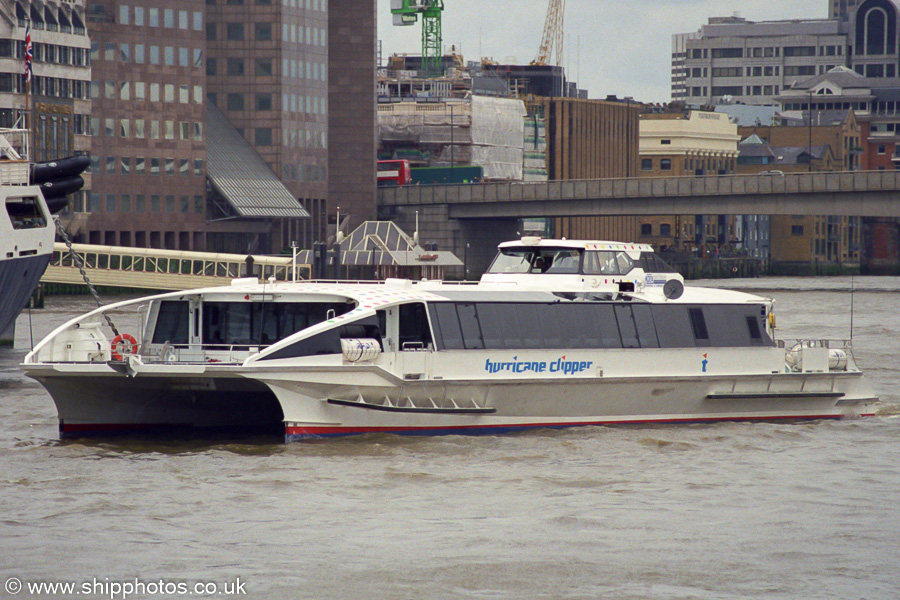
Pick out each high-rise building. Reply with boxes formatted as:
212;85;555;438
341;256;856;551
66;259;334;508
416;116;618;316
75;0;334;254
206;0;328;248
672;16;846;106
673;1;900;105
0;0;91;168
83;0;211;250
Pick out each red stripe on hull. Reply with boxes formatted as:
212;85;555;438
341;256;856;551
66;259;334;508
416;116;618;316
286;411;876;439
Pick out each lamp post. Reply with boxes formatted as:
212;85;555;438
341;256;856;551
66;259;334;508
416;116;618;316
449;102;455;172
808;90;813;173
625;97;632;177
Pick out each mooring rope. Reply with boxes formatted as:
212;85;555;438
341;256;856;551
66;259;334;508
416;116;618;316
54;218;120;337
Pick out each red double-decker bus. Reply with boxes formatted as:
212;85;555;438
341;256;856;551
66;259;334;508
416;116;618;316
377;160;412;187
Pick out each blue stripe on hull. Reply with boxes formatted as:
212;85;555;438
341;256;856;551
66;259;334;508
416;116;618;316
284;412;857;441
0;252;52;335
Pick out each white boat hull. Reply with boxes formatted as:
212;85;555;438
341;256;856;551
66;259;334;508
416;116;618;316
256;369;878;440
27;357;877;440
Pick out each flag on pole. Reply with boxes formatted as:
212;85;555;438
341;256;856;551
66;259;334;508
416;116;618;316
24;24;33;82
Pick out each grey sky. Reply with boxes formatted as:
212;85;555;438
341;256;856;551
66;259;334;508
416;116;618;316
376;0;825;102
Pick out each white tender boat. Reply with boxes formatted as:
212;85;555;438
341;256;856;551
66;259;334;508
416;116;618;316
22;237;878;440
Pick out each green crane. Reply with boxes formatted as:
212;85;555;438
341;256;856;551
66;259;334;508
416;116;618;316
390;0;445;77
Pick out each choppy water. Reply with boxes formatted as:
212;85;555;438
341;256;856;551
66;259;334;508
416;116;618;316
1;278;899;599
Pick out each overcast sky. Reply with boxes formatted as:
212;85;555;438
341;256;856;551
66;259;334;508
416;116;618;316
376;0;826;103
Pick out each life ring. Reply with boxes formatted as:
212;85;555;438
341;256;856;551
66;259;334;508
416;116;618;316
111;333;139;361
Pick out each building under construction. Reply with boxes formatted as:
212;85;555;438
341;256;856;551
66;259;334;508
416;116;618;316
377;96;528;181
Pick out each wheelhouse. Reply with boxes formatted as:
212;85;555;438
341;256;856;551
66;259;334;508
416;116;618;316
485;243;679;278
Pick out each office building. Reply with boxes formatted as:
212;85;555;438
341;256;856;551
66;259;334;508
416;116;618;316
673;0;900;106
0;0;91;167
672;16;847;106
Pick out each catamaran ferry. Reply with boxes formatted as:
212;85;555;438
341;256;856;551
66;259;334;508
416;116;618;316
22;237;878;440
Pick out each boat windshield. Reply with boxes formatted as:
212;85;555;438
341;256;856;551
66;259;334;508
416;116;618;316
487;247;583;274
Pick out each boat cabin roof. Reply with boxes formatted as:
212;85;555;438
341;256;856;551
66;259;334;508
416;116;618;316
497;237;655;253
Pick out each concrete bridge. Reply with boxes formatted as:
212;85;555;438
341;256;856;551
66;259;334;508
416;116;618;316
377;170;900;275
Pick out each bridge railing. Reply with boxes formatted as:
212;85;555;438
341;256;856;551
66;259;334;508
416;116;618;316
43;242;312;291
378;169;900;206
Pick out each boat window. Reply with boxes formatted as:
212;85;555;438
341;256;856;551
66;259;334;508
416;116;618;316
596;304;623;348
430;302;464;350
398;303;433;350
555;303;599;348
640;252;679;274
688;308;710;344
746;315;762;340
631;304;660;348
583;251;620;275
151;300;190;345
5;197;47;230
487;247;584;275
544;250;581;274
428;302;630;351
429;302;773;351
475;303;507;349
615;252;635;275
651;306;696;348
263;329;342;359
485;248;535;274
457;303;484;349
202;301;351;347
614;305;640;348
519;303;544;348
338;316;382;346
259;314;379;360
702;305;764;348
539;304;565;348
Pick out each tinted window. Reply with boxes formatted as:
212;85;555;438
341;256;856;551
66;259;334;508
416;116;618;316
477;303;507;349
651;306;695;348
632;304;660;348
596;304;623;348
152;300;189;344
202;301;349;346
262;329;340;359
640;252;679;274
747;315;762;340
457;303;484;350
431;302;463;350
520;303;544;349
556;304;595;348
398;303;432;349
539;304;565;348
615;305;640;348
427;302;771;352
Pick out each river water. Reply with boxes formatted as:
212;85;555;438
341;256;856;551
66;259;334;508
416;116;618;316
1;278;898;600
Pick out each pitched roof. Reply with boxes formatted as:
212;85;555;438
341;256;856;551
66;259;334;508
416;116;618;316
205;102;310;219
296;221;463;268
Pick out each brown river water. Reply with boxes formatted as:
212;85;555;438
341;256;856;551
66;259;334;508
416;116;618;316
1;277;898;599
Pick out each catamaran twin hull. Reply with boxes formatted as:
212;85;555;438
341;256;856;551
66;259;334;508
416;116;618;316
22;238;880;441
27;345;877;440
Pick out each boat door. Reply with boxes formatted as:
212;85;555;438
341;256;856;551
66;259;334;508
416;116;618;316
182;297;204;361
396;302;433;381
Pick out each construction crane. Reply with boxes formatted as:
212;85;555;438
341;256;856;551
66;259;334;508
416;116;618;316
532;0;565;66
390;0;445;77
